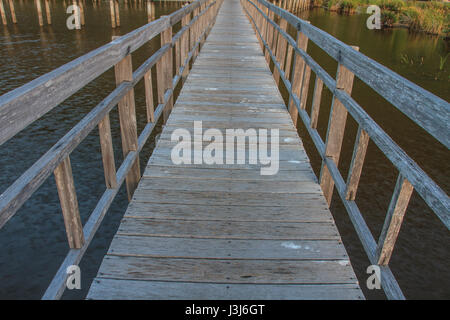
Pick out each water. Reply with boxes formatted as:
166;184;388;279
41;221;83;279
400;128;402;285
0;2;449;299
281;8;449;299
0;0;184;299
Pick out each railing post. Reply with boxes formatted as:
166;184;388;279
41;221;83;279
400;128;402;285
319;46;359;205
181;12;191;82
73;0;81;30
288;23;309;126
114;54;141;201
114;0;120;27
265;10;275;63
273;18;288;85
35;0;44;26
144;70;155;123
377;174;414;265
8;0;16;24
0;0;6;25
44;0;51;25
345;126;369;200
109;0;116;28
156;22;173;123
310;76;323;129
54;156;85;249
98;113;118;189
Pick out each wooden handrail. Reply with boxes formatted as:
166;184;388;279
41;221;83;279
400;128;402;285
242;0;449;300
0;0;223;300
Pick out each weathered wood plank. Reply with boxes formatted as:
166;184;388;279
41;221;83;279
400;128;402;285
54;157;85;249
117;217;339;240
124;202;332;222
97;255;358;283
108;236;348;259
88;279;364;300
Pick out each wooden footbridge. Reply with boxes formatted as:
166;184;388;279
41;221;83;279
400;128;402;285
0;0;448;300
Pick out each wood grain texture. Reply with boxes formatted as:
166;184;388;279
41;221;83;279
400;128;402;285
88;0;362;300
53;157;84;249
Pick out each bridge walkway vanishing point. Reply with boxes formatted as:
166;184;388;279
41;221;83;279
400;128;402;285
87;0;364;299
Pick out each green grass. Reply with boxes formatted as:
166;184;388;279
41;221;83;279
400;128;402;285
317;0;450;35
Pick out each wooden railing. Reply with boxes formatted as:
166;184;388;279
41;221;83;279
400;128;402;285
0;0;223;299
242;0;449;300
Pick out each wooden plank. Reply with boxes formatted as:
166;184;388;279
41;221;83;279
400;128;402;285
138;177;323;194
114;54;141;201
117;218;339;240
124;202;332;222
87;279;364;300
95;255;358;283
87;0;362;300
132;189;329;207
377;175;414;265
53;157;85;249
108;236;348;260
143;166;315;181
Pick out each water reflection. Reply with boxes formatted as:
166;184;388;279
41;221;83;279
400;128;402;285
0;0;183;299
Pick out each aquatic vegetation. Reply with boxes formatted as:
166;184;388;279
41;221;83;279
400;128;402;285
318;0;450;35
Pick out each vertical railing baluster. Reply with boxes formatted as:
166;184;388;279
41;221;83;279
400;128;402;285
345;126;369;200
273;18;288;85
288;22;309;126
54;156;85;249
310;76;323;129
319;46;359;205
114;54;140;201
98;113;118;189
377;174;414;265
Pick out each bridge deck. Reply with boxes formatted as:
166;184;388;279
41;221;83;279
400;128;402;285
87;0;363;300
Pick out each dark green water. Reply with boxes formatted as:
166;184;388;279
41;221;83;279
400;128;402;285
0;0;183;300
0;1;449;299
282;8;449;299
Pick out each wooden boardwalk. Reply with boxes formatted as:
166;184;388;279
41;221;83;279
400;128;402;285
87;0;363;300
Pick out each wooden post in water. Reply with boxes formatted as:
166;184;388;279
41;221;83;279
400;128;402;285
79;0;85;26
8;0;16;23
109;0;116;28
44;0;51;25
0;0;7;25
54;156;85;249
114;53;141;201
319;46;359;205
35;0;44;26
114;0;120;27
73;0;81;29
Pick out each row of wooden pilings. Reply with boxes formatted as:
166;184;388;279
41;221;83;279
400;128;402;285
0;0;184;28
272;0;311;13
